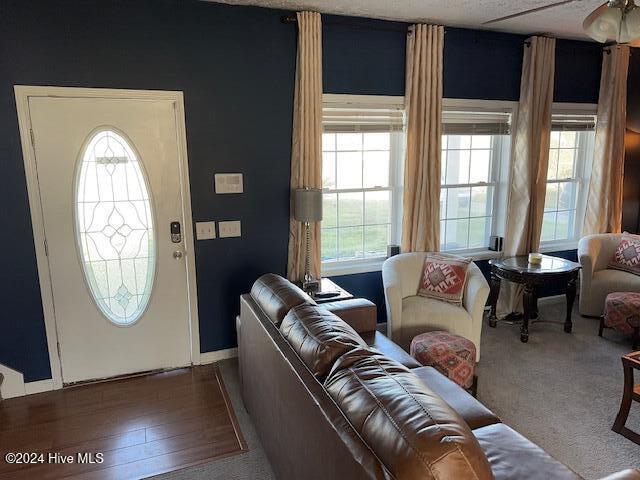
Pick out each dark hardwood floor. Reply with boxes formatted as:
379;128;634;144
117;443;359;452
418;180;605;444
0;364;247;479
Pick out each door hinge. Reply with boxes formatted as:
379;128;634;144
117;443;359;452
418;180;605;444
29;128;35;148
44;239;49;256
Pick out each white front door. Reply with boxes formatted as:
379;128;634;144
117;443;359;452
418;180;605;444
26;94;194;383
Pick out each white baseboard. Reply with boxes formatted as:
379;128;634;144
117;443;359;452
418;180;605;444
199;348;238;365
0;364;58;399
2;351;240;400
0;364;26;399
25;379;55;395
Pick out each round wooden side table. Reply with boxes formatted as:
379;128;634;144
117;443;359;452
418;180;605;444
488;255;581;343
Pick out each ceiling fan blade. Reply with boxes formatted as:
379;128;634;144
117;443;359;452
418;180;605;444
483;0;582;25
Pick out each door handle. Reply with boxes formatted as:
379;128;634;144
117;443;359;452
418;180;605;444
173;250;184;260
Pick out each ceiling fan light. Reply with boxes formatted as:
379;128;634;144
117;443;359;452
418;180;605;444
624;7;640;39
584;5;623;42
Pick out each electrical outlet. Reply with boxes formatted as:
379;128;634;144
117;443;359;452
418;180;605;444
195;221;216;240
219;220;241;238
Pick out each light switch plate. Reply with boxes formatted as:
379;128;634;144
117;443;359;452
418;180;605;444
214;173;243;194
219;220;241;238
195;221;216;240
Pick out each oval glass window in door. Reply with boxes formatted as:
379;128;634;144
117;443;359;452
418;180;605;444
74;129;156;326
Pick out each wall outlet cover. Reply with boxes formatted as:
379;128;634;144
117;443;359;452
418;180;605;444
219;220;241;238
195;221;216;240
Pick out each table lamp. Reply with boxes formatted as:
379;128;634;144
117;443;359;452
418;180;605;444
293;187;322;292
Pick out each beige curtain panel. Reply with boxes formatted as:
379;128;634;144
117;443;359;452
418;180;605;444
401;24;444;253
498;36;556;317
583;45;630;236
287;11;323;282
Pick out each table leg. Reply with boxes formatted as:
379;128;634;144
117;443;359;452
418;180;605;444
531;293;539;320
521;284;534;343
488;272;501;328
613;363;633;435
565;274;577;334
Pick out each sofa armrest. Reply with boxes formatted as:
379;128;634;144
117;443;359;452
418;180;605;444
599;469;640;480
382;261;404;341
322;298;377;334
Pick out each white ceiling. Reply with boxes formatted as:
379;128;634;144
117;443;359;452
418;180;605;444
209;0;606;40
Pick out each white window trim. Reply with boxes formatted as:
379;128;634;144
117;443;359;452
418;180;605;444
321;94;405;276
323;93;405;109
440;98;517;255
323;248;503;277
539;102;597;248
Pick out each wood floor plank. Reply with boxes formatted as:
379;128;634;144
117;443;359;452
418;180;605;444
0;364;246;479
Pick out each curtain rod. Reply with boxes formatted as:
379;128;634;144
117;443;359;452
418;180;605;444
281;14;443;34
524;39;620;54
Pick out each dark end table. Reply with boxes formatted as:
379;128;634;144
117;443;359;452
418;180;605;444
488;255;581;343
310;278;354;304
613;351;640;445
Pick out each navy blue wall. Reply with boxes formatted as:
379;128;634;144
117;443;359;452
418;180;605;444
0;2;609;381
1;0;296;381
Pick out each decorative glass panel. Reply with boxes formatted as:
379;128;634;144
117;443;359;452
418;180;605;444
75;129;156;326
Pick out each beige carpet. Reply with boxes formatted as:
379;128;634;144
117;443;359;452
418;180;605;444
478;299;640;479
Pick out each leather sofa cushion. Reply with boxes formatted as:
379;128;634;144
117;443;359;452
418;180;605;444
360;331;421;369
280;304;366;380
322;298;377;333
474;423;580;480
413;366;500;430
250;273;315;325
325;348;494;480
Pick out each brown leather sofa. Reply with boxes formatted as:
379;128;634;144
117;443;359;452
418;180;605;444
238;273;640;480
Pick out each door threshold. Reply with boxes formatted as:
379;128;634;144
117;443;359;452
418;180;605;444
63;366;190;389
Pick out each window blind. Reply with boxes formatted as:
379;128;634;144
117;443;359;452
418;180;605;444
322;97;405;134
323;107;404;133
442;111;511;135
551;114;596;131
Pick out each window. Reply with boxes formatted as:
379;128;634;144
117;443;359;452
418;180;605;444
541;111;596;244
75;129;156;326
440;106;512;252
321;95;404;271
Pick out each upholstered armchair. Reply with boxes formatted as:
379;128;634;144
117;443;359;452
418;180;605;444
578;234;640;316
382;252;490;361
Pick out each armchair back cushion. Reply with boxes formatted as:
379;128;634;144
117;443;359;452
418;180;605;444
609;234;640;276
418;254;472;305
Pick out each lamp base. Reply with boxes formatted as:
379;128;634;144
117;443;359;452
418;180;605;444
303;277;320;294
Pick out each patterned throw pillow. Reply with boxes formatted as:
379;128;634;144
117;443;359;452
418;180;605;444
609;234;640;276
417;254;472;305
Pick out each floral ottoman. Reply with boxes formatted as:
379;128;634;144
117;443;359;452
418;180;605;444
410;331;477;394
601;292;640;348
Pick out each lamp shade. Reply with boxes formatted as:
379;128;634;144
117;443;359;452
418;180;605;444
293;188;323;222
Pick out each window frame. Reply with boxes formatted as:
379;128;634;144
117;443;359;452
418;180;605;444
539;102;597;251
439;99;516;256
321;94;405;277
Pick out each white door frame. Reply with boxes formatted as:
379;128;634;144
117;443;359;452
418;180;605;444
14;86;201;390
